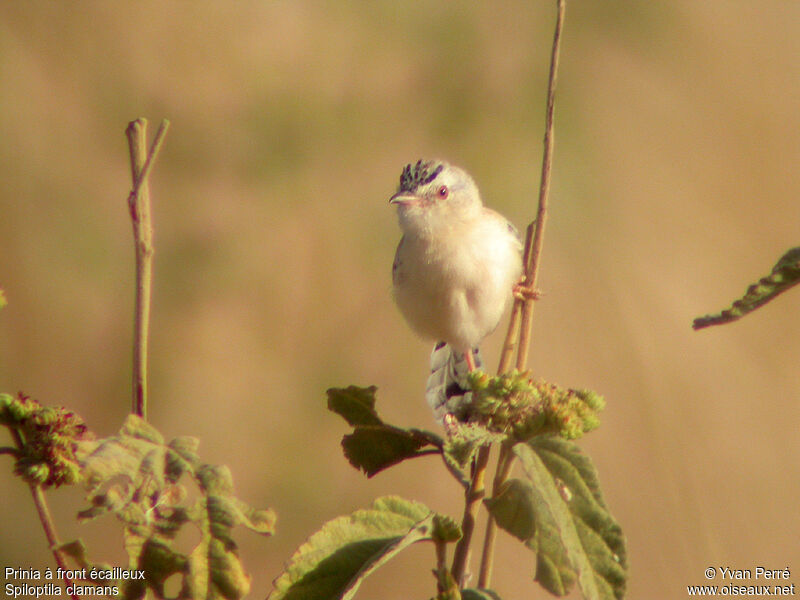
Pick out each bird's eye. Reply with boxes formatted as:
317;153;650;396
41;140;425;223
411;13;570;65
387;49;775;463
437;185;449;199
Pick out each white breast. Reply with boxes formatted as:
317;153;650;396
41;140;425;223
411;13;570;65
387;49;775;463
393;210;522;352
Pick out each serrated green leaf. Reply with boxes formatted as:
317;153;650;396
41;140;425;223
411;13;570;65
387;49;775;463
82;421;165;490
196;464;235;495
179;465;274;599
183;536;250;600
530;437;625;558
484;479;537;542
326;386;382;426
122;538;188;600
269;496;437;600
342;425;440;477
485;475;575;595
443;424;503;469
461;589;503;600
57;539;91;567
77;414;273;600
232;501;277;535
694;246;800;329
166;436;200;481
498;438;626;600
120;413;165;445
55;539;116;591
440;447;471;489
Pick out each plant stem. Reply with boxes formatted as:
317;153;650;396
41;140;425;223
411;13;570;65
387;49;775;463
477;443;515;588
9;429;80;600
516;0;563;371
497;223;534;374
480;0;566;589
450;444;491;586
125;118;169;418
434;539;448;594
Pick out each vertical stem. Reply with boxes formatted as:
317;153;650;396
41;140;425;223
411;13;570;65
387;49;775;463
480;0;566;589
434;539;448;595
477;444;515;588
450;445;491;586
125;118;169;418
497;223;534;374
126;119;151;418
516;0;564;371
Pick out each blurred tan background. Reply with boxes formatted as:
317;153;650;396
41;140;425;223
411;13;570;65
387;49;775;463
1;2;798;598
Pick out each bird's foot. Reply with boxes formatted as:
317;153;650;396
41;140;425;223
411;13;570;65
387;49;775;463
443;413;460;437
513;277;541;302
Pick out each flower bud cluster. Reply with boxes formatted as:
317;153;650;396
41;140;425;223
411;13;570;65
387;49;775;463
0;392;93;487
466;370;605;442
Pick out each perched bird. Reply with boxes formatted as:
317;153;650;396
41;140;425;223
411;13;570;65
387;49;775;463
389;160;523;420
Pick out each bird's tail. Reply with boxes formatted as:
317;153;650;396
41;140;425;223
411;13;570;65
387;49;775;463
425;342;483;424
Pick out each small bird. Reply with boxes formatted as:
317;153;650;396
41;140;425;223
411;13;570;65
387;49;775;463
390;160;524;419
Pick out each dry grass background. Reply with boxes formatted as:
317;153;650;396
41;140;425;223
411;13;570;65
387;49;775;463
1;2;799;598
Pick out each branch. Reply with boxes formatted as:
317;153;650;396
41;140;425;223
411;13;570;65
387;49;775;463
497;224;534;373
450;445;491;586
482;0;566;589
515;0;564;371
126;118;169;418
434;538;448;595
477;443;515;587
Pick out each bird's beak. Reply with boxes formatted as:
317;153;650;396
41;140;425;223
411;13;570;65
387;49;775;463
389;191;420;206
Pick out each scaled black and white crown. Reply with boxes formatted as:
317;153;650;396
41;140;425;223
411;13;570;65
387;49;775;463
398;160;444;194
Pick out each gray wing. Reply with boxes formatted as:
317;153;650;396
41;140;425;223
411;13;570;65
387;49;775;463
392;235;405;285
485;207;524;253
507;220;523;247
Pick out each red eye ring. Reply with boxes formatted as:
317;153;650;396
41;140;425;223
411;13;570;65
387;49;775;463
437;185;449;199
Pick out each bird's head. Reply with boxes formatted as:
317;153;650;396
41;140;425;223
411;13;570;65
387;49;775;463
389;160;483;233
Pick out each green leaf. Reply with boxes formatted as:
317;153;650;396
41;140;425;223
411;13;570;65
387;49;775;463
77;414;275;600
182;534;250;600
123;539;187;600
461;589;503;600
166;436;201;481
329;385;445;477
342;425;440;477
270;496;442;600
485;475;576;595
0;289;6;309
55;539;114;573
694;246;800;329
443;423;503;469
57;539;92;567
327;386;383;426
484;478;537;542
490;438;626;599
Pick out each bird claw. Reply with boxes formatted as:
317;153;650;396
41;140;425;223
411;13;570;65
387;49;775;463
443;413;460;437
513;279;540;302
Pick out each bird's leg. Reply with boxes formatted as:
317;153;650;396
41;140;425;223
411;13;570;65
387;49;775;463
513;275;541;302
464;349;477;372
